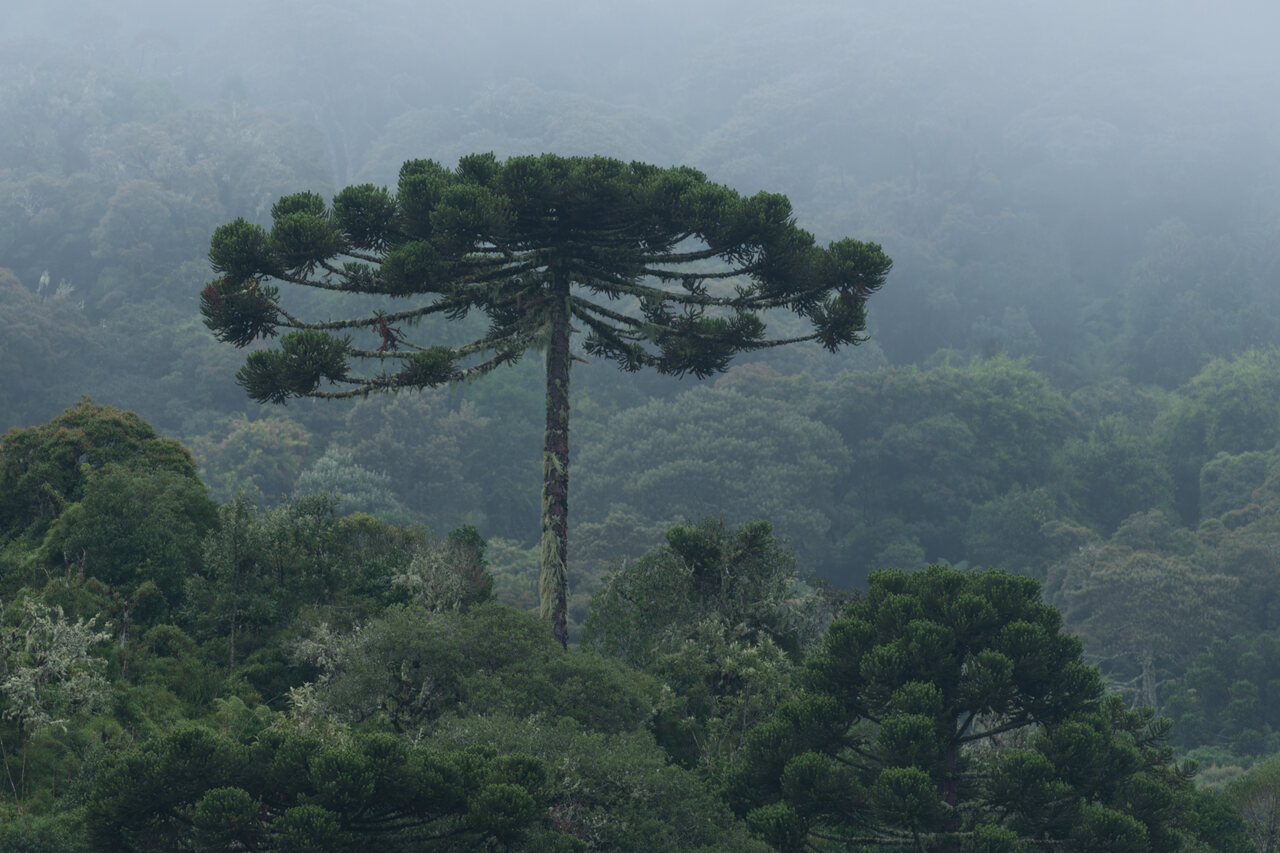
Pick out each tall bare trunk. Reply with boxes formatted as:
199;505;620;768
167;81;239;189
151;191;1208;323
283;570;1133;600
540;273;571;648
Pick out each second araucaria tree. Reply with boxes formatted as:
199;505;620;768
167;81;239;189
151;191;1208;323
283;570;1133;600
201;153;891;646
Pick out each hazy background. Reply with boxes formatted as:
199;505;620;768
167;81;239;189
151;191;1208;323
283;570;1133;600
5;0;1280;579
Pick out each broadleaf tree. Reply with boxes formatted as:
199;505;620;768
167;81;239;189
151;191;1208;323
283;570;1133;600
201;153;890;645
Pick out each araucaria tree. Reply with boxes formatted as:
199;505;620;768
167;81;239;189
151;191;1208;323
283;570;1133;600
201;153;891;645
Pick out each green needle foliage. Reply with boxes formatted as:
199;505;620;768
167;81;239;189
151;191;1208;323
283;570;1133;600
729;565;1200;852
85;724;558;851
201;153;890;645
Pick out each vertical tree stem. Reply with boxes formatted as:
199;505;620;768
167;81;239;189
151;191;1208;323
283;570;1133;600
540;271;572;648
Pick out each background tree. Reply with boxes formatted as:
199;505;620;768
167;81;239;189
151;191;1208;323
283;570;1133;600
582;518;820;667
201;152;891;644
1227;757;1280;853
574;388;851;574
0;400;202;552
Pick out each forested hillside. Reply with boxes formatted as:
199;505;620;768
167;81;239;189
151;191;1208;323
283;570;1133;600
4;0;1280;848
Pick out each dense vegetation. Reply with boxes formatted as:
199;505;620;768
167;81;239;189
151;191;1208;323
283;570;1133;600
6;0;1280;847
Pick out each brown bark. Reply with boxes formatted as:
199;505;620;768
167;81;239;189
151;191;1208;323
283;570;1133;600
539;271;572;648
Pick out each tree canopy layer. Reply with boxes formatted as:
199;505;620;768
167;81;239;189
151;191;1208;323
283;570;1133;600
201;153;890;643
730;564;1197;851
0;400;204;547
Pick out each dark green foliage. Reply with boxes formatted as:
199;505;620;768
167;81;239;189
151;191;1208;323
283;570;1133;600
1200;450;1275;521
85;723;558;851
400;346;458;389
730;565;1198;851
1055;414;1175;534
237;330;352;404
38;463;217;607
429;714;769;853
1178;350;1280;458
0;810;91;853
6;25;1280;846
963;486;1064;576
0;400;203;548
809;356;1075;578
208;218;276;282
186;495;430;680
202;152;889;400
1164;632;1280;759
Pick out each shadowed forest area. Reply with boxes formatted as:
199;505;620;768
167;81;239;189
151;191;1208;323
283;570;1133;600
4;0;1280;848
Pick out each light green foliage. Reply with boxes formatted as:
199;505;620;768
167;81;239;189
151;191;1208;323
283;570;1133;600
430;714;769;853
1046;511;1231;708
293;445;411;521
584;520;835;770
1049;512;1239;701
291;602;659;737
648;621;796;771
1;596;110;733
582;519;821;668
391;525;493;611
187;494;421;681
1226;758;1280;853
0;595;111;811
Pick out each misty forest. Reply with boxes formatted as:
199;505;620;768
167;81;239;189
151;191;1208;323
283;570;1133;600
3;0;1280;849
